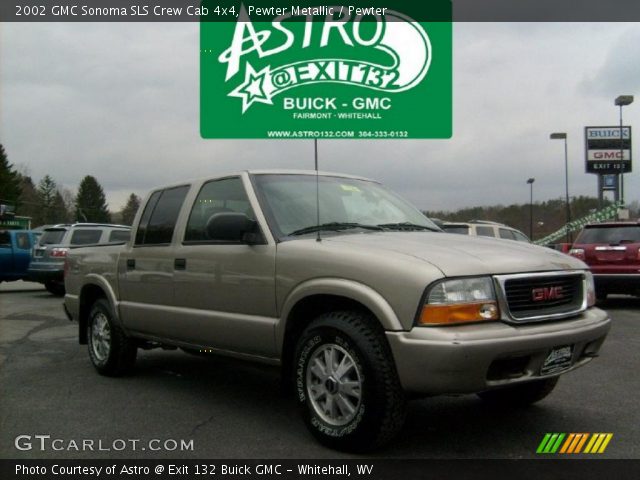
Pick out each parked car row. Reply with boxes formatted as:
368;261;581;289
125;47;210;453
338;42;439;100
0;223;131;295
435;217;640;301
5;216;638;303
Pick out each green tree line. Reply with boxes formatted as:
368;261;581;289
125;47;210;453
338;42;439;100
0;143;141;227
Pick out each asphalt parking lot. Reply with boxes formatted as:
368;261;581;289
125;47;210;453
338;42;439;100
1;281;638;459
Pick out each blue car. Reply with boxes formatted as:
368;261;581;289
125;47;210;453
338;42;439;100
0;230;41;284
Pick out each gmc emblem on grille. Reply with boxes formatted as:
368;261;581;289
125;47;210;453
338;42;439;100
532;286;564;301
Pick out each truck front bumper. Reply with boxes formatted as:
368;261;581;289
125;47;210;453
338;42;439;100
386;307;610;395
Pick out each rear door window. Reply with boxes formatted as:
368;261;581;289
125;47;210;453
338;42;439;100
475;226;495;237
136;186;189;245
70;229;102;245
135;191;162;245
108;230;131;243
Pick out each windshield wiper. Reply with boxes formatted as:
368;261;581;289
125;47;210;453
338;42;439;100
287;222;384;236
377;222;440;232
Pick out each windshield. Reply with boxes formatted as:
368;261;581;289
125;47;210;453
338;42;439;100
252;174;439;238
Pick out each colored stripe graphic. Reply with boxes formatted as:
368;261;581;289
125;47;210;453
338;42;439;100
584;433;613;453
559;433;575;453
574;433;589;453
537;433;565;453
538;433;613;454
537;433;552;453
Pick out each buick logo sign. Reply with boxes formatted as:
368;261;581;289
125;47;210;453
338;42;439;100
532;286;564;302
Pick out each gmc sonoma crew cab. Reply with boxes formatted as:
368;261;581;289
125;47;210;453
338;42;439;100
64;171;610;451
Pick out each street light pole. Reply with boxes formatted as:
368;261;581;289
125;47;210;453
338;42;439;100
527;178;535;240
614;95;634;205
550;132;571;243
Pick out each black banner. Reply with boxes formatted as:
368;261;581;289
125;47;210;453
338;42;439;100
3;459;640;480
3;0;640;22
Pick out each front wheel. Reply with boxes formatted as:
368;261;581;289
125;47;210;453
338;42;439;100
87;298;137;376
477;377;559;407
294;311;406;452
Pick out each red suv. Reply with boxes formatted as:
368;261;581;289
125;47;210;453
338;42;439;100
569;221;640;300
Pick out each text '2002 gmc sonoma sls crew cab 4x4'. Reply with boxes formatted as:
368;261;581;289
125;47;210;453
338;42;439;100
64;171;610;451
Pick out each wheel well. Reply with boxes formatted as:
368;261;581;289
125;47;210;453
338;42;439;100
78;284;107;344
280;294;383;390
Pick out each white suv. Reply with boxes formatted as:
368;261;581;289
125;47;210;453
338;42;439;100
29;223;131;295
440;221;530;242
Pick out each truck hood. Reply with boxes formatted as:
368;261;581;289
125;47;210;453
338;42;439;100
321;232;586;277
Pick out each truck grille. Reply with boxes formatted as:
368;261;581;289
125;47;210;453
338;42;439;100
501;273;585;321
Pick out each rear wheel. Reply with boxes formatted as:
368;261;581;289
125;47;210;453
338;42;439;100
44;280;65;296
87;298;137;376
294;311;406;452
477;377;559;407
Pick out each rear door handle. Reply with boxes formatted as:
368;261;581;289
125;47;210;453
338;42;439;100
126;259;136;270
174;258;187;270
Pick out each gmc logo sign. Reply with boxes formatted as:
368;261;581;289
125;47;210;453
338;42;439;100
593;151;623;160
532;286;564;302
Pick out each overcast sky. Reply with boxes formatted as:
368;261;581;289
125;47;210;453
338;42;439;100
1;22;639;213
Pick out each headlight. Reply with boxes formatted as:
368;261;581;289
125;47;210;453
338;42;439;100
418;277;500;325
585;271;596;307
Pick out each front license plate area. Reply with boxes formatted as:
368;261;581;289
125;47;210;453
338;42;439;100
541;345;573;375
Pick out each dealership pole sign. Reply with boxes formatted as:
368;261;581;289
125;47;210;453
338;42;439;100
584;126;632;174
200;1;452;139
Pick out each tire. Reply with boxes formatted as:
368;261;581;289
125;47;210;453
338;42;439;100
477;377;559;407
294;311;406;452
45;280;65;296
87;298;137;376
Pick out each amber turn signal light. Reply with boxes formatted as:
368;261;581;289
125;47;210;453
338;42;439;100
419;302;499;325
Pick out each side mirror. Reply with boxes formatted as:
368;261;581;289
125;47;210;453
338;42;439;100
205;212;263;244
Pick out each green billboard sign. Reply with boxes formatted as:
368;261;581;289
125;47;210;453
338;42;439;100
200;2;451;139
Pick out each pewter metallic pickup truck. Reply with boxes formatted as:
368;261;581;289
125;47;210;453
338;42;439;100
64;171;610;451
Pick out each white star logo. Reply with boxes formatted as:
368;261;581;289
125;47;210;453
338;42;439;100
228;63;274;113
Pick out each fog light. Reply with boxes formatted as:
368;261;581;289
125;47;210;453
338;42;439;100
479;303;499;319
